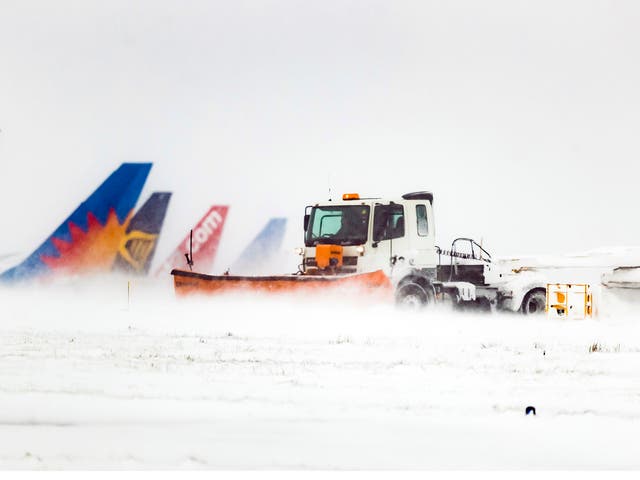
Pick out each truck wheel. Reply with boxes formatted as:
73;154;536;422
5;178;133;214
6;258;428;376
521;289;546;315
395;282;434;309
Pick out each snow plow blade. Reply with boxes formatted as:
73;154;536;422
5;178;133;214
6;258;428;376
171;269;393;298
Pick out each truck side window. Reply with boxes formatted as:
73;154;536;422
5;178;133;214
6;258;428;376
373;205;405;242
416;204;428;236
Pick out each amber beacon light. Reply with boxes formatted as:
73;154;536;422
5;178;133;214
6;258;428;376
342;193;360;200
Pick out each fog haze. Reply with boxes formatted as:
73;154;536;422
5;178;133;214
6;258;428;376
1;1;639;270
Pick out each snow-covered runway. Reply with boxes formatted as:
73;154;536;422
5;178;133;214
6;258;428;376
1;282;640;469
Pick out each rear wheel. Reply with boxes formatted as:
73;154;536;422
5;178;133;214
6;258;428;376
395;282;435;309
521;289;546;315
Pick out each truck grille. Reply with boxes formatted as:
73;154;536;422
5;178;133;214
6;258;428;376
305;256;358;267
343;256;358;266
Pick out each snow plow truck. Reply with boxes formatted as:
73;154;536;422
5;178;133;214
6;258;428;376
171;191;548;314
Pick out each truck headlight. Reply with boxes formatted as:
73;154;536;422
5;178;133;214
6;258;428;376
294;247;304;255
356;246;365;256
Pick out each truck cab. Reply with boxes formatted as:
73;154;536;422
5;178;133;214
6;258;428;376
301;192;438;278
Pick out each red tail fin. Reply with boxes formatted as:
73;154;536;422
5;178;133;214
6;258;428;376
156;206;228;276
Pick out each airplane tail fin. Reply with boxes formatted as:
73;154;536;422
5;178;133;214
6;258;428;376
230;218;288;274
112;192;172;275
0;163;152;283
155;206;229;276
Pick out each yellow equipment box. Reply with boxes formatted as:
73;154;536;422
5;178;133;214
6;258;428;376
546;283;592;319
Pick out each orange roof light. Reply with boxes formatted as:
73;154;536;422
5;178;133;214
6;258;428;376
342;193;360;200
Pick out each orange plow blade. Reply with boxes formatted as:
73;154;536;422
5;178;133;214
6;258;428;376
171;269;393;299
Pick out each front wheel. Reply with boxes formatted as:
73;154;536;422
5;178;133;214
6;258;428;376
521;289;546;315
395;282;435;309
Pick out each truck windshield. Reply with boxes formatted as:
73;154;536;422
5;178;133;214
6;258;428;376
305;205;370;246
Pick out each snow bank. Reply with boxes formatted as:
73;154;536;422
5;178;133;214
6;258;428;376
1;280;640;468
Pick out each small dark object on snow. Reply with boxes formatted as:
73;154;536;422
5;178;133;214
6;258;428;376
525;406;536;416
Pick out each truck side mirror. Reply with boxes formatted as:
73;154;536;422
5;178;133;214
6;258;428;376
303;214;310;231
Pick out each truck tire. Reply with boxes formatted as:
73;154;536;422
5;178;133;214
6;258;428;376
521;288;546;315
395;282;435;309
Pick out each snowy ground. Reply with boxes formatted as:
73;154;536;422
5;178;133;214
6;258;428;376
1;278;640;469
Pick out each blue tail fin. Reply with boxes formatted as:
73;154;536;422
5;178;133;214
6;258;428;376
112;191;172;275
231;218;287;274
0;163;152;282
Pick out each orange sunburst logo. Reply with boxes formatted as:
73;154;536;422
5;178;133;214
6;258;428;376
41;209;133;274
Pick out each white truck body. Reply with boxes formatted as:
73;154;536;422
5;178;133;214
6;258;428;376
300;192;546;313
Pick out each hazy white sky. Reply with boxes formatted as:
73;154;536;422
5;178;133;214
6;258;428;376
1;1;639;269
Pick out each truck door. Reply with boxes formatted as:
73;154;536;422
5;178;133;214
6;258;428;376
366;204;411;275
407;202;438;269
